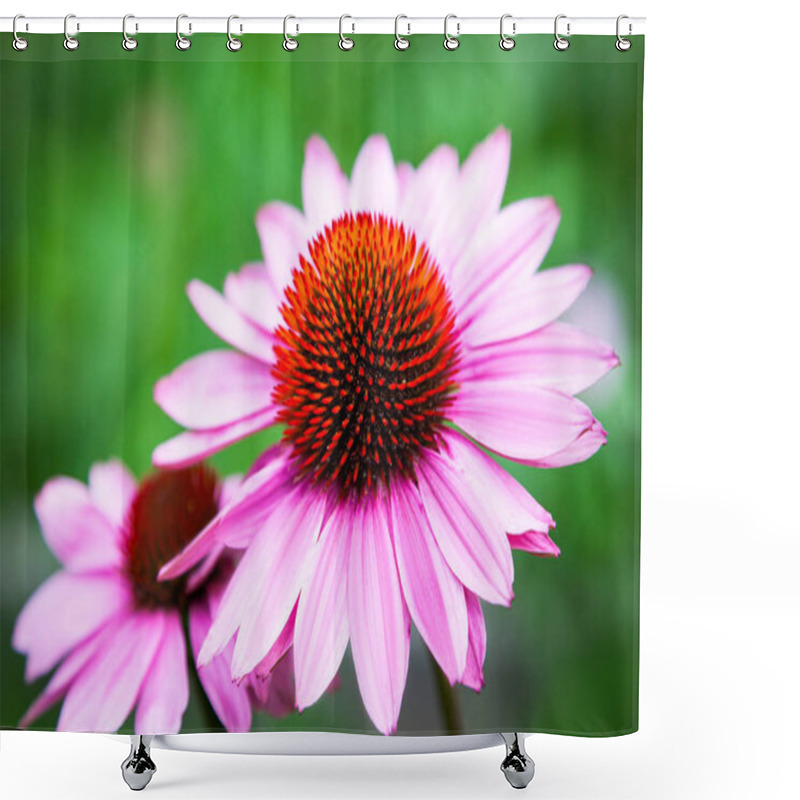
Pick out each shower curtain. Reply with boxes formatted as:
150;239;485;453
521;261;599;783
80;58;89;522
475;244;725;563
0;31;643;739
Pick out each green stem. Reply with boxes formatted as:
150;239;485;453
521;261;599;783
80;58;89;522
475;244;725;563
429;651;463;734
182;609;224;731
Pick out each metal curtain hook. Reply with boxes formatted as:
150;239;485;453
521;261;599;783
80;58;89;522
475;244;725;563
444;14;460;51
12;14;28;51
176;14;191;50
616;14;632;51
283;15;299;51
499;14;515;50
339;14;354;50
122;14;138;51
64;13;79;50
554;14;570;51
394;15;410;50
227;15;243;51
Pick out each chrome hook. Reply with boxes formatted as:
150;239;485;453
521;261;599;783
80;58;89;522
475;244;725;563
499;14;516;51
554;14;570;51
64;13;79;51
176;14;191;50
12;14;28;51
339;14;354;50
122;14;138;51
616;15;632;51
283;15;299;51
444;14;460;51
227;15;243;51
394;15;410;50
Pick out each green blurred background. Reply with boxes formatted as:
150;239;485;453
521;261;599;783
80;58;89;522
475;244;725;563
1;34;642;736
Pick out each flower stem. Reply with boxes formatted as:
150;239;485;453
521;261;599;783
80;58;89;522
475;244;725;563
429;651;463;734
182;610;224;731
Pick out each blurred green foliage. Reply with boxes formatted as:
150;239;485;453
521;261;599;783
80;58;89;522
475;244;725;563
1;34;642;735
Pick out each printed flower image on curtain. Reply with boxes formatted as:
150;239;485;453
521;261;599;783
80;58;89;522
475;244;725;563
0;34;643;737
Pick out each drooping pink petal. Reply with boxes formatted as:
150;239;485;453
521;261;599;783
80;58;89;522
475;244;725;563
451;197;560;310
460;321;619;396
88;460;137;531
294;509;351;712
188;585;252;733
249;604;297;681
255;201;308;301
461;591;487;692
58;610;165;732
302;135;349;231
135;610;189;734
525;419;608;468
390;480;468;685
395;161;415;201
509;530;561;557
223;263;283;333
158;446;292;581
154;349;276;431
463;264;593;348
437;128;511;270
249;652;296;717
13;570;132;682
451;378;596;464
442;430;554;536
198;485;325;680
347;498;410;735
34;478;123;572
416;446;514;606
187;279;276;364
152;406;278;470
349;135;398;216
19;626;107;728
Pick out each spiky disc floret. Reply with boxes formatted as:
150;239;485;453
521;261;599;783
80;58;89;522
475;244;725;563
272;212;460;498
124;465;219;609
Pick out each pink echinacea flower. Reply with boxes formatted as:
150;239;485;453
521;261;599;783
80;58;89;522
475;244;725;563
154;129;619;734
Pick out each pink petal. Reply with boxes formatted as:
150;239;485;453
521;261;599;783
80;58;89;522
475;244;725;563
152;405;278;469
34;477;123;572
416;446;514;606
20;626;108;728
390;480;468;684
302;135;348;231
347;499;410;735
463;264;592;348
509;530;561;557
460;321;619;396
395;162;415;201
526;418;608;468
249;604;297;680
224;263;283;333
249;652;296;717
461;591;487;692
187;279;275;364
135;610;189;734
58;610;165;732
199;485;325;680
158;447;292;581
438;128;511;269
452;197;560;310
13;570;131;682
349;135;398;216
398;144;460;263
154;349;275;431
451;378;597;464
255;201;308;301
88;460;137;530
294;509;351;711
438;430;554;535
189;587;252;733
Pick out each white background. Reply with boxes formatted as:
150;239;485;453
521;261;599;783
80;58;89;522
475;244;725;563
2;0;799;798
